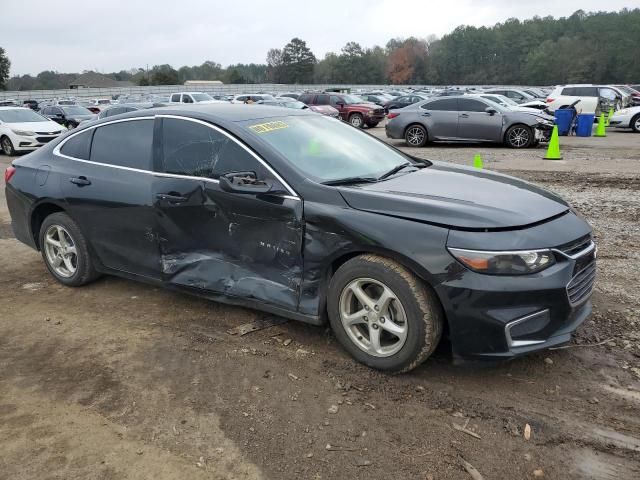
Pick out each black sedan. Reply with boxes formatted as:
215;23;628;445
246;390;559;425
385;94;428;111
40;105;96;129
4;105;596;373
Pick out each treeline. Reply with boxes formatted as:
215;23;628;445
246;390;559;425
3;9;639;91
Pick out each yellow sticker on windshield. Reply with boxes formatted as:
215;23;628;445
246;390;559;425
249;121;289;134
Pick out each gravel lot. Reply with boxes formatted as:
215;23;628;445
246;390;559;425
1;126;639;480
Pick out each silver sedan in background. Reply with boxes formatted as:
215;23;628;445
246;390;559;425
385;96;554;148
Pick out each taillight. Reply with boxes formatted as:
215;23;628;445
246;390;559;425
388;112;400;119
4;165;16;183
545;98;554;103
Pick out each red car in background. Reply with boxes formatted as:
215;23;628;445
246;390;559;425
298;92;385;128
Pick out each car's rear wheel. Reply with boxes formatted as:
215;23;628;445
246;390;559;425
505;124;533;148
366;122;379;128
349;113;364;128
327;254;443;373
1;136;16;156
405;124;427;147
631;114;640;133
39;212;100;287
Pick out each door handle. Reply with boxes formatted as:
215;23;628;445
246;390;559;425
459;113;469;118
421;112;431;117
69;176;91;186
156;193;188;204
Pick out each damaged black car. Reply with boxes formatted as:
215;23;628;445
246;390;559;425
4;105;596;373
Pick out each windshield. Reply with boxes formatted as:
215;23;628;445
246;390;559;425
0;108;49;123
62;106;93;115
487;94;517;106
342;94;366;104
57;100;75;105
241;116;413;183
192;93;214;102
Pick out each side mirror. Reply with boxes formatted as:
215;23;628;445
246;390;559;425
219;171;273;194
336;102;344;108
485;107;497;115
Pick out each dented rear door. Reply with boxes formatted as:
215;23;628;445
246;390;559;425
153;116;304;311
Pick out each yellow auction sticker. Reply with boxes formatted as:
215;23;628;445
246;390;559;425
249;121;289;134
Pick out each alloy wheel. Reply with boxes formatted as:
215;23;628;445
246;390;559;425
634;116;640;132
406;126;425;146
350;115;363;128
44;225;78;278
339;278;408;357
508;127;530;147
1;137;14;155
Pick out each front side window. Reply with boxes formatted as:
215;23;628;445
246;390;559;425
90;119;154;170
182;95;194;104
160;118;268;180
60;130;93;159
458;98;489;112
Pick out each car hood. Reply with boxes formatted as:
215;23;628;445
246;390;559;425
338;162;569;230
5;120;64;133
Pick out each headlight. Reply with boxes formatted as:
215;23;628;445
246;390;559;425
536;117;552;124
11;129;36;136
448;247;556;275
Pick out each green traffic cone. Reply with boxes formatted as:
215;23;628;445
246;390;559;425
473;154;483;169
605;108;614;126
594;113;607;137
544;125;562;160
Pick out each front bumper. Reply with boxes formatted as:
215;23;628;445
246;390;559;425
436;230;596;360
12;133;61;151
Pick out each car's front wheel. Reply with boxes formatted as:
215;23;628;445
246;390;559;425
631;114;640;133
349;113;364;128
505;124;533;148
405;124;428;147
1;136;16;156
39;212;100;287
327;254;443;373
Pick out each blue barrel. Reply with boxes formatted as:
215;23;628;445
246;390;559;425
575;114;595;137
554;109;574;136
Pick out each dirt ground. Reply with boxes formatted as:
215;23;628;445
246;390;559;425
1;127;639;480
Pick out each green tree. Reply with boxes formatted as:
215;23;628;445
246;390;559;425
150;64;179;85
0;48;9;90
281;38;316;83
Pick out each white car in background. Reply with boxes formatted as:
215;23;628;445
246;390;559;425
545;85;627;114
0;107;65;156
609;106;640;133
481;88;547;110
473;93;548;114
168;92;226;104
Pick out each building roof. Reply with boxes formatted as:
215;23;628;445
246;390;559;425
69;72;134;88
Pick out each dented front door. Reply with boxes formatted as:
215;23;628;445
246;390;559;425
154;176;304;310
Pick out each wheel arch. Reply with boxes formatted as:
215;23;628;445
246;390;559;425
30;201;66;250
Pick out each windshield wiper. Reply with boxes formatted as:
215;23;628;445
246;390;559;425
377;162;423;181
322;176;379;186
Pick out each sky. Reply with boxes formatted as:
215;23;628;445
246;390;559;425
2;0;636;75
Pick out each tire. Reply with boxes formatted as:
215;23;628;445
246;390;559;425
1;136;16;156
349;113;364;128
505;124;533;148
327;254;443;373
631;114;640;133
366;122;379;128
39;212;100;287
404;124;427;147
66;121;78;130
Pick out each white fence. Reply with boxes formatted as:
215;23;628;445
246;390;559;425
0;84;438;102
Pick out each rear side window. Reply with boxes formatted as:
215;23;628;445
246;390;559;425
298;94;313;104
90;119;154;170
422;98;458;111
316;95;330;105
60;130;93;160
171;94;180;102
160;118;268;179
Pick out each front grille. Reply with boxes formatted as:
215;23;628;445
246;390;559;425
36;136;55;143
567;261;596;305
373;108;385;115
35;130;61;135
557;234;592;257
